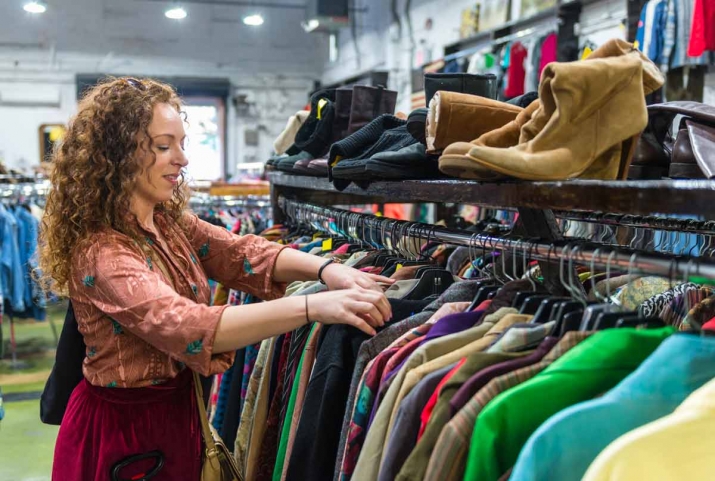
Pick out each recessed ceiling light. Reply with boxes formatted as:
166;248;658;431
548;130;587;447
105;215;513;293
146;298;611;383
165;6;187;20
23;1;47;14
243;14;264;26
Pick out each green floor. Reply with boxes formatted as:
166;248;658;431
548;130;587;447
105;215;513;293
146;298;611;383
1;303;66;481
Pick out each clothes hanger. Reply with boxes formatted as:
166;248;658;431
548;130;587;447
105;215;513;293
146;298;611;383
467;233;501;310
520;242;560;315
403;225;454;300
530;244;576;324
590;250;639;330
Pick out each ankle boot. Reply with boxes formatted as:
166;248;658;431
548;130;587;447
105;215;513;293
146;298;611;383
408;73;498;144
424;73;498;104
293;88;337;157
331;87;353;144
438;100;539;180
347;86;398;135
425;91;521;153
462;53;663;181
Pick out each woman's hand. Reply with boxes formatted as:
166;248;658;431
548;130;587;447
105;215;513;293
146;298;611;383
320;262;395;293
307;288;393;336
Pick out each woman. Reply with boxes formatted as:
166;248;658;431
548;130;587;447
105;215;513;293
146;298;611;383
40;77;393;480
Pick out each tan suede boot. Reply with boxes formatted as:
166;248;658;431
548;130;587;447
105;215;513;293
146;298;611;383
463;54;656;181
438;100;539;180
425;91;521;153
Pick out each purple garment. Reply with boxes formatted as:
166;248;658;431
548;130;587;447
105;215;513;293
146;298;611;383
449;336;559;416
367;307;489;429
382;308;489;383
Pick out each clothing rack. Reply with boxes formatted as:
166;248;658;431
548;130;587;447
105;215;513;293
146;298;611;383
189;192;270;209
278;197;715;283
554;211;713;235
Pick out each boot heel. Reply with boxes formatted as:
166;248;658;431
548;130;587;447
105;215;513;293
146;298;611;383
617;134;641;180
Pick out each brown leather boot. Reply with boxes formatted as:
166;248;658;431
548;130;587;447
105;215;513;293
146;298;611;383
347;86;398;135
425;92;521;153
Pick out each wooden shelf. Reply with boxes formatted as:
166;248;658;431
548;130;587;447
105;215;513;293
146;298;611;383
269;172;715;218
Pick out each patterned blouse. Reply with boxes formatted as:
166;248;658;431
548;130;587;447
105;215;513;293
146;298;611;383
69;211;287;388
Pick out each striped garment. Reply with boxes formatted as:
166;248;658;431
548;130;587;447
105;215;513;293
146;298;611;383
338;323;433;480
487;321;555;353
423;332;592;481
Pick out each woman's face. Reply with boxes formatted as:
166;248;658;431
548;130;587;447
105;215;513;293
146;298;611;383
133;102;188;207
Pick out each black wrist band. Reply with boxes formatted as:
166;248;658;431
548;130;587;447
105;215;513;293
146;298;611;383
318;259;335;285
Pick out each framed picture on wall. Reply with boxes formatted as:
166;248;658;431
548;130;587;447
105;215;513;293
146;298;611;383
38;123;66;163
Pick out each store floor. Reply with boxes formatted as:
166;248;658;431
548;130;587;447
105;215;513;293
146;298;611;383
1;304;65;481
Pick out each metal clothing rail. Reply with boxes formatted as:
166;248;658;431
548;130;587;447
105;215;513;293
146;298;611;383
279;197;715;282
554;211;715;236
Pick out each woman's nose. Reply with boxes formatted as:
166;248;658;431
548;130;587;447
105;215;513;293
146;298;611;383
173;149;189;167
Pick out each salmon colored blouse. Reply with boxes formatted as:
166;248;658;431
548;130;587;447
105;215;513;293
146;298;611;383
68;211;287;388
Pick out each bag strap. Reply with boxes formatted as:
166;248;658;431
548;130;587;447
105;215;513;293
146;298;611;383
193;371;219;454
143;241;218;453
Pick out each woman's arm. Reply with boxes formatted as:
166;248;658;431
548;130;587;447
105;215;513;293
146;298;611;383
185;214;394;296
273;247;394;292
213;287;392;353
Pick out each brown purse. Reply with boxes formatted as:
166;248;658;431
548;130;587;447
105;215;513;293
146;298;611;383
145;241;243;481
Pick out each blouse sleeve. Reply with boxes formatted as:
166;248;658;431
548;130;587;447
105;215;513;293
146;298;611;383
183;214;288;301
71;233;230;376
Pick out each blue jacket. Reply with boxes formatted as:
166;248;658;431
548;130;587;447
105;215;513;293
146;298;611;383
0;204;26;312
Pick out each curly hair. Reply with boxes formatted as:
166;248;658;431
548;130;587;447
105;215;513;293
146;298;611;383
39;77;189;294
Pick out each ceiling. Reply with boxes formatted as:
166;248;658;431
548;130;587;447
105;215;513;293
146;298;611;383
0;0;327;76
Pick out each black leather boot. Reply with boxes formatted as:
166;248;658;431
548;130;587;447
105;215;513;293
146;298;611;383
408;73;498;143
331;87;354;144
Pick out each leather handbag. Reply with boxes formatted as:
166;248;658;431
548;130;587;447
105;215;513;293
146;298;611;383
193;371;243;481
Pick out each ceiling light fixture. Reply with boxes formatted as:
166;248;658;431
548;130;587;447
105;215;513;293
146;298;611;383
23;1;47;14
165;6;187;20
242;14;264;26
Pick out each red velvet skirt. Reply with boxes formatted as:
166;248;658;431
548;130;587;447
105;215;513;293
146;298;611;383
52;369;202;481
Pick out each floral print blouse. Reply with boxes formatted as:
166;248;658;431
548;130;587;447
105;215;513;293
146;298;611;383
69;211;287;388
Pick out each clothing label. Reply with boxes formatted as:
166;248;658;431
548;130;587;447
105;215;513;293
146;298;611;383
396;264;403;271
331;155;342;167
322;238;333;251
317;98;328;120
581;46;593;60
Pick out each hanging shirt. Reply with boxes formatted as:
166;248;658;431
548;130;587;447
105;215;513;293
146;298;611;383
69;211;287;388
635;0;668;63
538;33;558;77
0;204;25;312
504;42;528;98
661;0;711;70
687;0;715;56
582;375;715;481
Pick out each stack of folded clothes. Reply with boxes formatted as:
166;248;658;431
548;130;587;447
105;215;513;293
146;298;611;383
267;38;715;185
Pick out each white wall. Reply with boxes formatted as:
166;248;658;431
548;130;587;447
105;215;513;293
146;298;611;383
0;78;77;172
0;51;315;176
